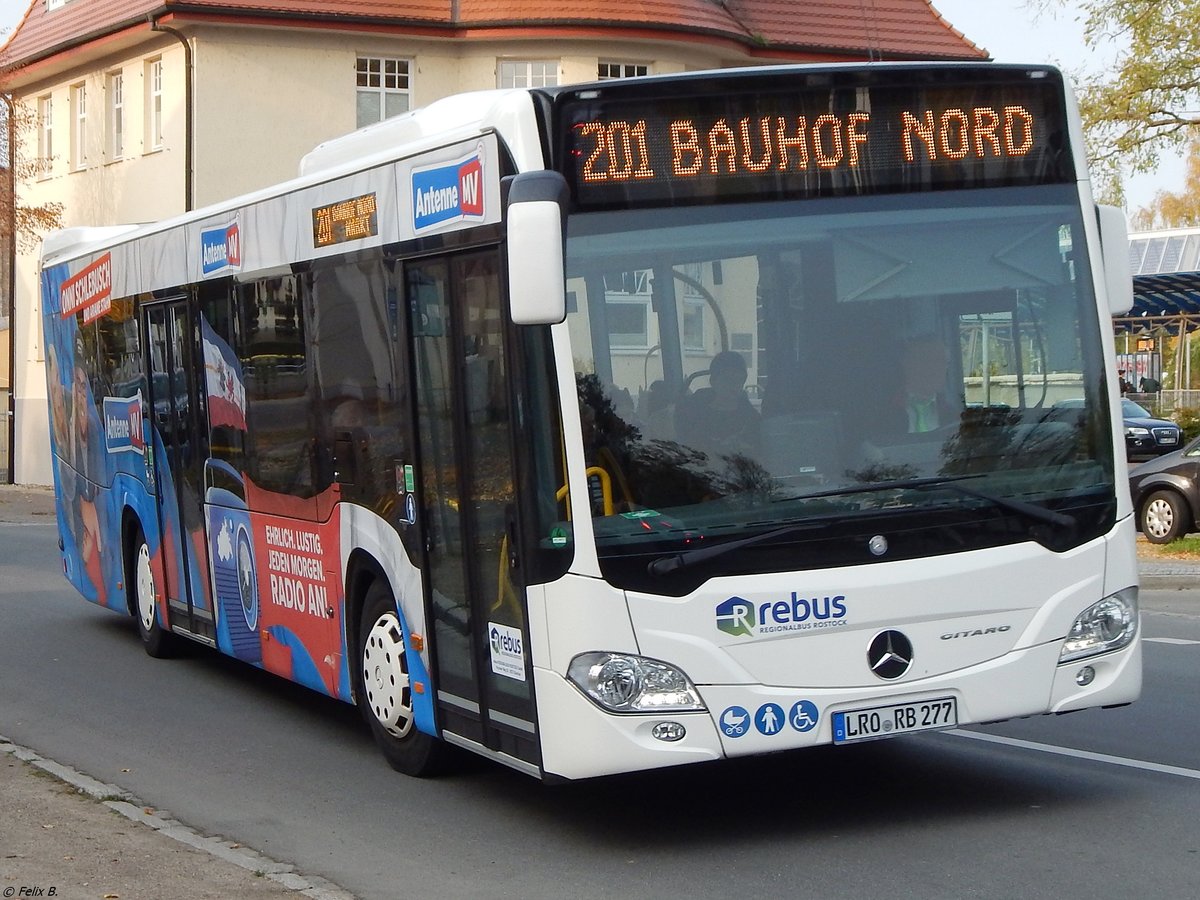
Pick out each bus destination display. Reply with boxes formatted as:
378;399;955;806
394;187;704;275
560;78;1073;208
312;192;379;247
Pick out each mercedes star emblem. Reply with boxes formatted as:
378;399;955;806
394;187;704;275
868;630;914;680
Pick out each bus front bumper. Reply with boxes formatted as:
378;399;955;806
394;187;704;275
534;637;1141;781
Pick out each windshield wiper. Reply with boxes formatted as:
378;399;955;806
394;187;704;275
646;520;827;576
782;474;1073;528
926;480;1075;529
647;475;1073;577
775;473;981;503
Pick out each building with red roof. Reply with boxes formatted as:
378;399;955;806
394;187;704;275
0;0;984;484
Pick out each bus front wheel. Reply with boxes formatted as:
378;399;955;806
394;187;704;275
127;528;178;658
357;580;445;776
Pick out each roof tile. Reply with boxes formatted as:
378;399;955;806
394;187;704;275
455;0;750;36
0;0;984;70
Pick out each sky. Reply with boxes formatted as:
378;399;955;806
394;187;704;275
0;0;1183;210
932;0;1186;211
0;0;22;37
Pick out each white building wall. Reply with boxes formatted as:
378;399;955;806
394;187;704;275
190;30;729;207
9;25;777;484
12;39;188;484
192;28;355;204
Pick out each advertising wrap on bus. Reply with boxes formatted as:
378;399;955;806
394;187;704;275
200;220;242;277
411;145;488;233
39;64;1140;783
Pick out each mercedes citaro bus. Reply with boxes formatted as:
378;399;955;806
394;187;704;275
41;63;1140;780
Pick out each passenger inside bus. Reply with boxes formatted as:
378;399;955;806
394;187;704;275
674;350;761;462
638;379;676;442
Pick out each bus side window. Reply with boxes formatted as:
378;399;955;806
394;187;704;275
235;276;317;499
309;258;410;517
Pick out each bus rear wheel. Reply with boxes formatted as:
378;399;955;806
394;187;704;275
357;580;445;776
128;528;178;658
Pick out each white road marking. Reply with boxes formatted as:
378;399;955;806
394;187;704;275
1144;637;1200;645
946;729;1200;781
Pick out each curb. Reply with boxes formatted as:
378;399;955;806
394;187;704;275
0;735;355;900
1139;574;1200;591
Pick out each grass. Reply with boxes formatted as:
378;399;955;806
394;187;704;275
1138;534;1200;559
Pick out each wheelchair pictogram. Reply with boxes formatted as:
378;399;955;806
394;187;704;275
789;700;819;732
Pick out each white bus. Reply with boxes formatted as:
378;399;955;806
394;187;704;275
41;63;1140;781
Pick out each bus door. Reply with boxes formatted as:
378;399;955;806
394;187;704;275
405;248;540;770
142;298;214;642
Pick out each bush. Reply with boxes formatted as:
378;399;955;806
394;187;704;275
1174;406;1200;443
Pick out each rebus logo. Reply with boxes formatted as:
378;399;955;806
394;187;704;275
716;593;849;638
490;625;522;656
716;596;756;637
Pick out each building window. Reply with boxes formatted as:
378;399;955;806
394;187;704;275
146;57;163;151
677;263;708;351
682;298;706;351
604;269;652;349
107;71;124;160
598;61;648;80
498;61;558;89
37;95;53;174
70;82;86;170
356;57;411;128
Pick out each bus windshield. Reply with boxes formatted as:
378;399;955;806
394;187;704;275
564;184;1116;592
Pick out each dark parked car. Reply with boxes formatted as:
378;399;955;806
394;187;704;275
1129;437;1200;543
1052;397;1182;459
1120;398;1182;459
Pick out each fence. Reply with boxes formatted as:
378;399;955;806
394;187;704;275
1133;391;1200;417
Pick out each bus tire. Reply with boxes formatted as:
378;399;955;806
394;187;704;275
128;528;178;658
357;580;445;776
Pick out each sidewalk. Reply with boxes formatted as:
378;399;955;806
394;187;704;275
0;740;350;900
1;482;1195;900
0;484;353;900
0;483;56;525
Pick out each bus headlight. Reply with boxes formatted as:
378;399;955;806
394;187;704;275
567;652;706;713
1059;588;1138;664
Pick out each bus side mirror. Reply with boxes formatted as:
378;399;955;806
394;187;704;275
1096;204;1134;316
506;171;568;325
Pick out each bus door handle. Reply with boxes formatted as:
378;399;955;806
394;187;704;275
505;507;520;571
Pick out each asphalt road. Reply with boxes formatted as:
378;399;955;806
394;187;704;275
2;520;1197;900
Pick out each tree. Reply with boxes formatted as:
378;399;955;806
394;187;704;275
1043;0;1200;203
1130;133;1200;230
1;97;63;255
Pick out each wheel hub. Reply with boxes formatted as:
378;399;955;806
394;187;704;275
362;612;413;738
1146;500;1174;538
136;544;156;631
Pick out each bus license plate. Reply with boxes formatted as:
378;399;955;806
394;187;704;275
832;697;957;744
